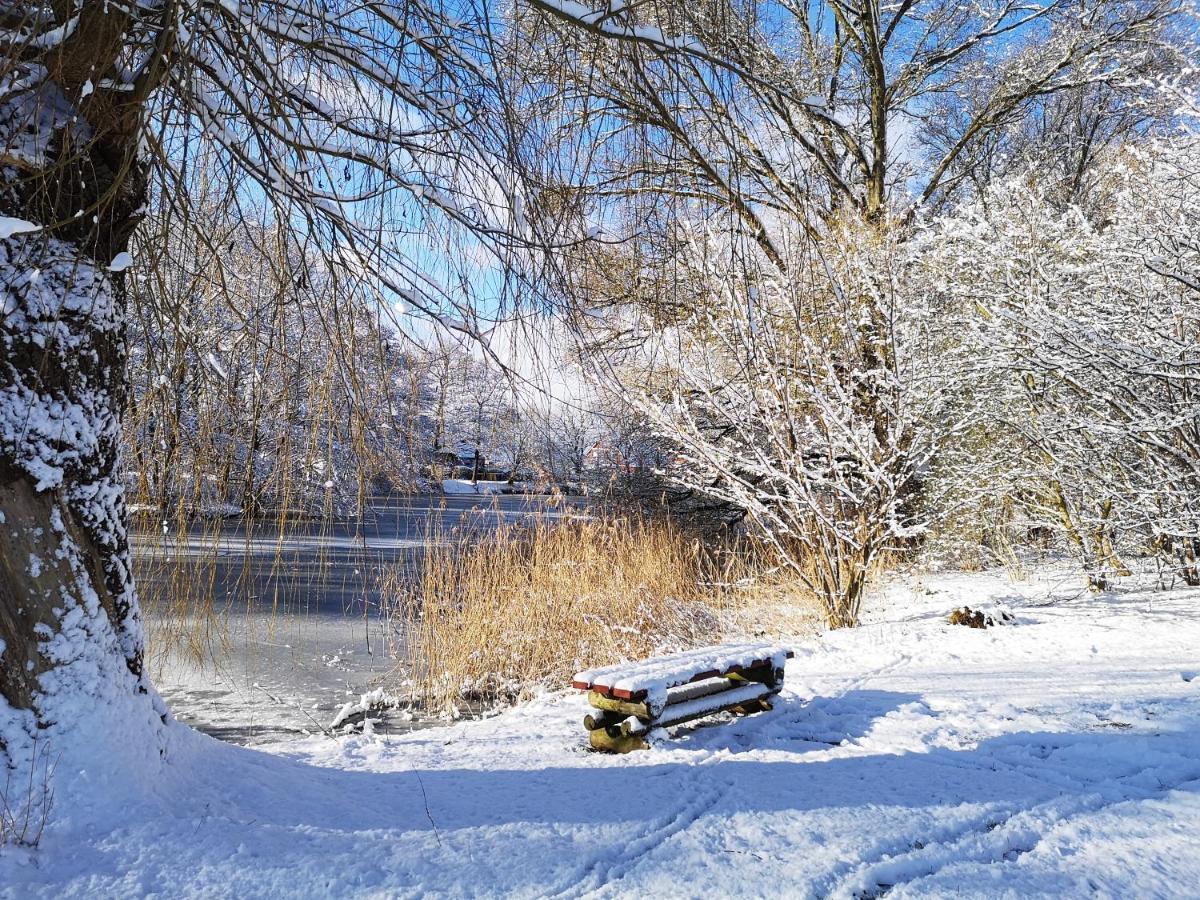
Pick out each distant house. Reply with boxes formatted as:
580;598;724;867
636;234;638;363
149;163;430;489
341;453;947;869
428;443;487;479
429;446;478;468
427;449;460;469
583;439;641;475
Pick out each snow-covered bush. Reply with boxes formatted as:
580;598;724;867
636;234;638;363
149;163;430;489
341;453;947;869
580;217;967;627
919;137;1200;588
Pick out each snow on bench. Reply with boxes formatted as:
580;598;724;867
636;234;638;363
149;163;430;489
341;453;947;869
572;642;794;752
573;642;793;702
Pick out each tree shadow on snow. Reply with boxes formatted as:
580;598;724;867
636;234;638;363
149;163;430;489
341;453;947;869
27;694;1197;897
163;712;1198;870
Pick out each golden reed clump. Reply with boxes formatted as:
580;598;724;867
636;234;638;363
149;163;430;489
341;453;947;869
382;512;732;710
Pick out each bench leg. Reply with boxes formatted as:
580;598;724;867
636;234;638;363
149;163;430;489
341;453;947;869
588;727;649;753
728;665;785;689
583;711;623;732
730;697;773;715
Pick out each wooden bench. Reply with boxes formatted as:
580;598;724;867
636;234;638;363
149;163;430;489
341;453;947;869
572;643;794;752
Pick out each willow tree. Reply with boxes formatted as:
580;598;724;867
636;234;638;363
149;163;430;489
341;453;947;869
0;0;527;782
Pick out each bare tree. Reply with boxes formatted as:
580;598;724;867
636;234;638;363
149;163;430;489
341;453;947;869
521;0;1180;240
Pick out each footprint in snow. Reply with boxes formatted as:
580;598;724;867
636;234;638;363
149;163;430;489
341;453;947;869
1181;671;1197;683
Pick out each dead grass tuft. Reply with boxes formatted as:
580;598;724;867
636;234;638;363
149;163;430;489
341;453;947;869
1;737;57;849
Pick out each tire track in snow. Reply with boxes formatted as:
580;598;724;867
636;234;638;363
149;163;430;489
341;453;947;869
824;796;1073;899
544;755;731;899
779;646;1200;898
825;750;1200;898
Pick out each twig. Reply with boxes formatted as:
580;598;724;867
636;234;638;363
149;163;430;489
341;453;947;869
413;770;442;847
253;683;337;739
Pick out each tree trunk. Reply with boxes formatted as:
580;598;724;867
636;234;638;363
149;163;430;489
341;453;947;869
1;7;168;779
0;229;167;775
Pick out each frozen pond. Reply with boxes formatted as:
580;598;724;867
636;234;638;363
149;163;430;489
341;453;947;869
134;493;586;743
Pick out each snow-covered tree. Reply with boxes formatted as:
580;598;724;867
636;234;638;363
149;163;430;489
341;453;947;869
0;1;528;786
125;200;423;519
920;134;1200;587
515;0;1188;620
580;217;963;626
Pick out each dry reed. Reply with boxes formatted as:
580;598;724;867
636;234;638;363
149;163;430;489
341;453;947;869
381;512;731;711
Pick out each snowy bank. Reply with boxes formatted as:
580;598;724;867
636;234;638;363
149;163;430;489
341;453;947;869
3;569;1199;898
442;478;520;495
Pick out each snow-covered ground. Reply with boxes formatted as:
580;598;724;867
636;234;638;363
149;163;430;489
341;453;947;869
3;567;1199;898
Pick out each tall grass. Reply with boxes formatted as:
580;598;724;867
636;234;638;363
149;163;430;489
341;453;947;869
381;512;736;710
